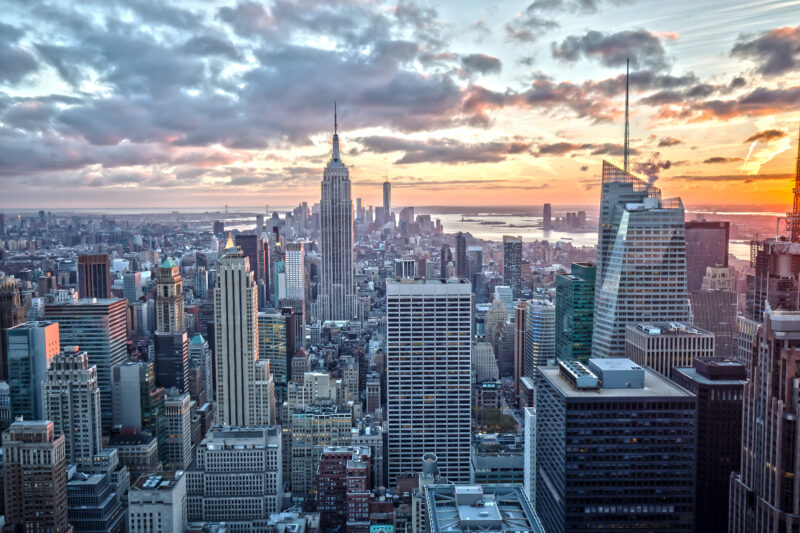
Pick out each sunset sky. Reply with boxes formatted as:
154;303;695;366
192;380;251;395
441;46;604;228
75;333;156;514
2;0;800;209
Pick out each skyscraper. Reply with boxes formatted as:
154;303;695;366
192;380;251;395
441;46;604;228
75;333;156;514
156;257;184;333
123;271;142;303
537;359;695;532
3;420;70;533
440;243;452;279
214;236;259;426
625;322;715;378
524;299;555;381
188;333;212;404
685;220;729;292
0;278;26;381
44;346;102;464
455;232;467;278
542;203;552;231
383;178;391;223
283;241;306;324
386;278;472;485
78;254;111;299
503;235;523;297
164;389;192;470
514;300;527;397
235;233;268;283
112;361;167;464
45;298;128;430
730;305;800;531
6;320;60;421
318;109;356;321
555;262;595;362
593;160;691;358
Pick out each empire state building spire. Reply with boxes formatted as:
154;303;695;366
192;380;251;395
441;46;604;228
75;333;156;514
331;101;341;164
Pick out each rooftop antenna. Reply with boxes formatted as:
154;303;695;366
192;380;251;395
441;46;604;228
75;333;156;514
624;58;630;174
334;101;338;135
791;120;800;241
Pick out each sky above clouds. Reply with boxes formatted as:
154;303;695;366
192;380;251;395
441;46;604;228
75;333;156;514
2;0;800;209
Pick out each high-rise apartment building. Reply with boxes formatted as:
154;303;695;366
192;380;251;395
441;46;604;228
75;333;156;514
318;115;356;321
0;279;26;381
3;420;70;533
503;235;523;297
625;322;714;378
44;346;102;464
537;358;695;532
685;220;729;292
164;389;193;470
593;161;691;358
730;305;800;531
555;262;595;362
78;254;111;299
672;358;745;533
386;278;472;485
524;299;555;382
186;425;283;526
455;232;467;278
214;237;259;426
45;298;128;430
6;320;60;420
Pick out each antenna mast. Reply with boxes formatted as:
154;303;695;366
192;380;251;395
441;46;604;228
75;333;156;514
334;101;338;134
792;121;800;241
624;58;630;174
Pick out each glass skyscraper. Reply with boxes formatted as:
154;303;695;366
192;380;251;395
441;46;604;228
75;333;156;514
555;262;595;362
593;161;691;358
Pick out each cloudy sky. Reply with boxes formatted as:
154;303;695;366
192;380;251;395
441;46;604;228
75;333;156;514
2;0;800;209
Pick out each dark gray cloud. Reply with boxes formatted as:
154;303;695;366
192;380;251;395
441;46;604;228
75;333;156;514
356;135;533;164
461;54;502;75
744;129;786;143
703;156;742;164
0;23;39;84
659;85;800;121
633;155;672;184
180;36;240;59
535;141;637;156
552;30;671;70
732;25;800;76
658;136;682;147
668;173;791;183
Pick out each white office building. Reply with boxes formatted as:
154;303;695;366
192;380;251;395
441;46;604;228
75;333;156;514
386;278;472;485
128;472;187;533
164;389;193;470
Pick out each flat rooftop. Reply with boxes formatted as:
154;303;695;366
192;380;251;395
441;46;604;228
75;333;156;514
540;365;692;399
426;484;545;533
629;322;712;336
133;472;182;491
672;366;747;387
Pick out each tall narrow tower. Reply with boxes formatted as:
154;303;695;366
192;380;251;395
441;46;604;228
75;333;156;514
156;257;184;333
318;105;356;321
383;178;391;224
790;123;800;241
154;257;189;393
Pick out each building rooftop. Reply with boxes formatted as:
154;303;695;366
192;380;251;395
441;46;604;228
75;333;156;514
425;484;545;533
133;472;183;491
629;322;712;337
541;362;692;399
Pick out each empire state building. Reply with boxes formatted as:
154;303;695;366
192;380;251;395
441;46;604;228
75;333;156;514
318;108;357;321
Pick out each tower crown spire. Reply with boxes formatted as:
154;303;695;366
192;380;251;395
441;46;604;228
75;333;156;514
624;58;630;174
331;101;341;163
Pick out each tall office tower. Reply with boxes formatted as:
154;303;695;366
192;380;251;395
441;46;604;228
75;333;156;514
123;271;142;303
672;358;746;533
593;161;691;358
258;310;288;405
128;472;187;533
472;342;498;383
3;420;70;533
730;305;800;531
195;267;209;299
455;232;468;278
439;244;453;279
235;233;268;283
291;404;353;501
537;359;695;532
542;203;552;230
6;320;60;420
466;245;483;276
685;220;729;292
78;254;111;299
524;406;536;509
188;333;212;404
524;299;555;382
112;362;167;463
383;179;391;223
318;113;356;322
187;425;283;526
214;237;259;426
736;316;760;369
44;347;102;464
156;258;184;333
555;262;596;362
386;278;472;485
690;288;738;357
45;298;128;430
164;389;192;470
213;220;225;236
746;238;800;320
283;241;306;324
513;300;527;396
316;446;371;531
625;322;714;378
503;235;523;297
0;279;26;381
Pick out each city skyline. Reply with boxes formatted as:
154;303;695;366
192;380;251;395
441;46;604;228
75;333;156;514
1;1;800;209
